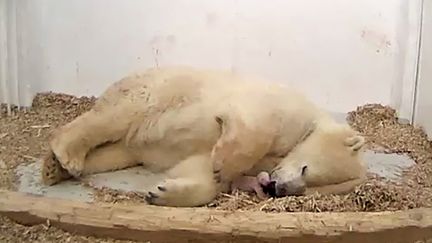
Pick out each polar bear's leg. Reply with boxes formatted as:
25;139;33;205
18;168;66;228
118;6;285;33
42;141;138;185
145;154;219;207
42;151;73;186
81;141;139;175
50;109;133;177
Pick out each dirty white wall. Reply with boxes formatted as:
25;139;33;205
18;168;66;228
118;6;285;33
0;0;424;120
414;0;432;137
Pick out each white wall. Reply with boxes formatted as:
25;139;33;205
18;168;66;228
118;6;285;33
414;0;432;137
0;0;424;119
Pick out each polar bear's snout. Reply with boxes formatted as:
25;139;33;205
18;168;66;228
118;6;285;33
270;165;307;197
274;178;306;197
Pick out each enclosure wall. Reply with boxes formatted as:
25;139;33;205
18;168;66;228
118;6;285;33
0;0;424;120
414;0;432;137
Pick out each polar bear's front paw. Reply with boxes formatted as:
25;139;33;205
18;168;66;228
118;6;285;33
50;136;85;178
60;158;85;178
344;135;365;152
41;151;72;186
144;179;191;206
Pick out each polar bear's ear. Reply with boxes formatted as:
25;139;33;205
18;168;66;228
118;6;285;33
211;113;274;180
214;115;225;133
344;134;365;153
213;113;247;155
214;115;235;145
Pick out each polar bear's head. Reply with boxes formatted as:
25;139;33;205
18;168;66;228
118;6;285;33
269;122;366;197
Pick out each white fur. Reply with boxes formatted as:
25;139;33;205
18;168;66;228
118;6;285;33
42;66;366;207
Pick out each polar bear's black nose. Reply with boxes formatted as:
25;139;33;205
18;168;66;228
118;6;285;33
262;180;277;197
274;180;306;197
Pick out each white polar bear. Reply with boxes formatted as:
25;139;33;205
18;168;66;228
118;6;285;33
42;66;367;207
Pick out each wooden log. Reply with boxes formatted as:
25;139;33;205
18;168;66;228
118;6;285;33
0;190;431;243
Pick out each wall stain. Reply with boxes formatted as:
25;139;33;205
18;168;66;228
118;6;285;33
360;29;392;54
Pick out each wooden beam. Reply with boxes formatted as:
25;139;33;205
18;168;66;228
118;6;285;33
0;190;431;243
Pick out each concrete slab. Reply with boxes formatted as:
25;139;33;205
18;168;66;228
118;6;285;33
84;167;165;192
364;150;416;181
16;162;94;202
15;148;417;203
15;160;168;202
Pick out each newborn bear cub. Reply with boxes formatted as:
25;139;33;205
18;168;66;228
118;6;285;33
230;172;275;199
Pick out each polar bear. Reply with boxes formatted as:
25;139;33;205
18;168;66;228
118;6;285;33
41;66;367;207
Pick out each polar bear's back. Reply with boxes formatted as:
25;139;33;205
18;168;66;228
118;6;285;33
95;66;313;111
91;66;321;160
